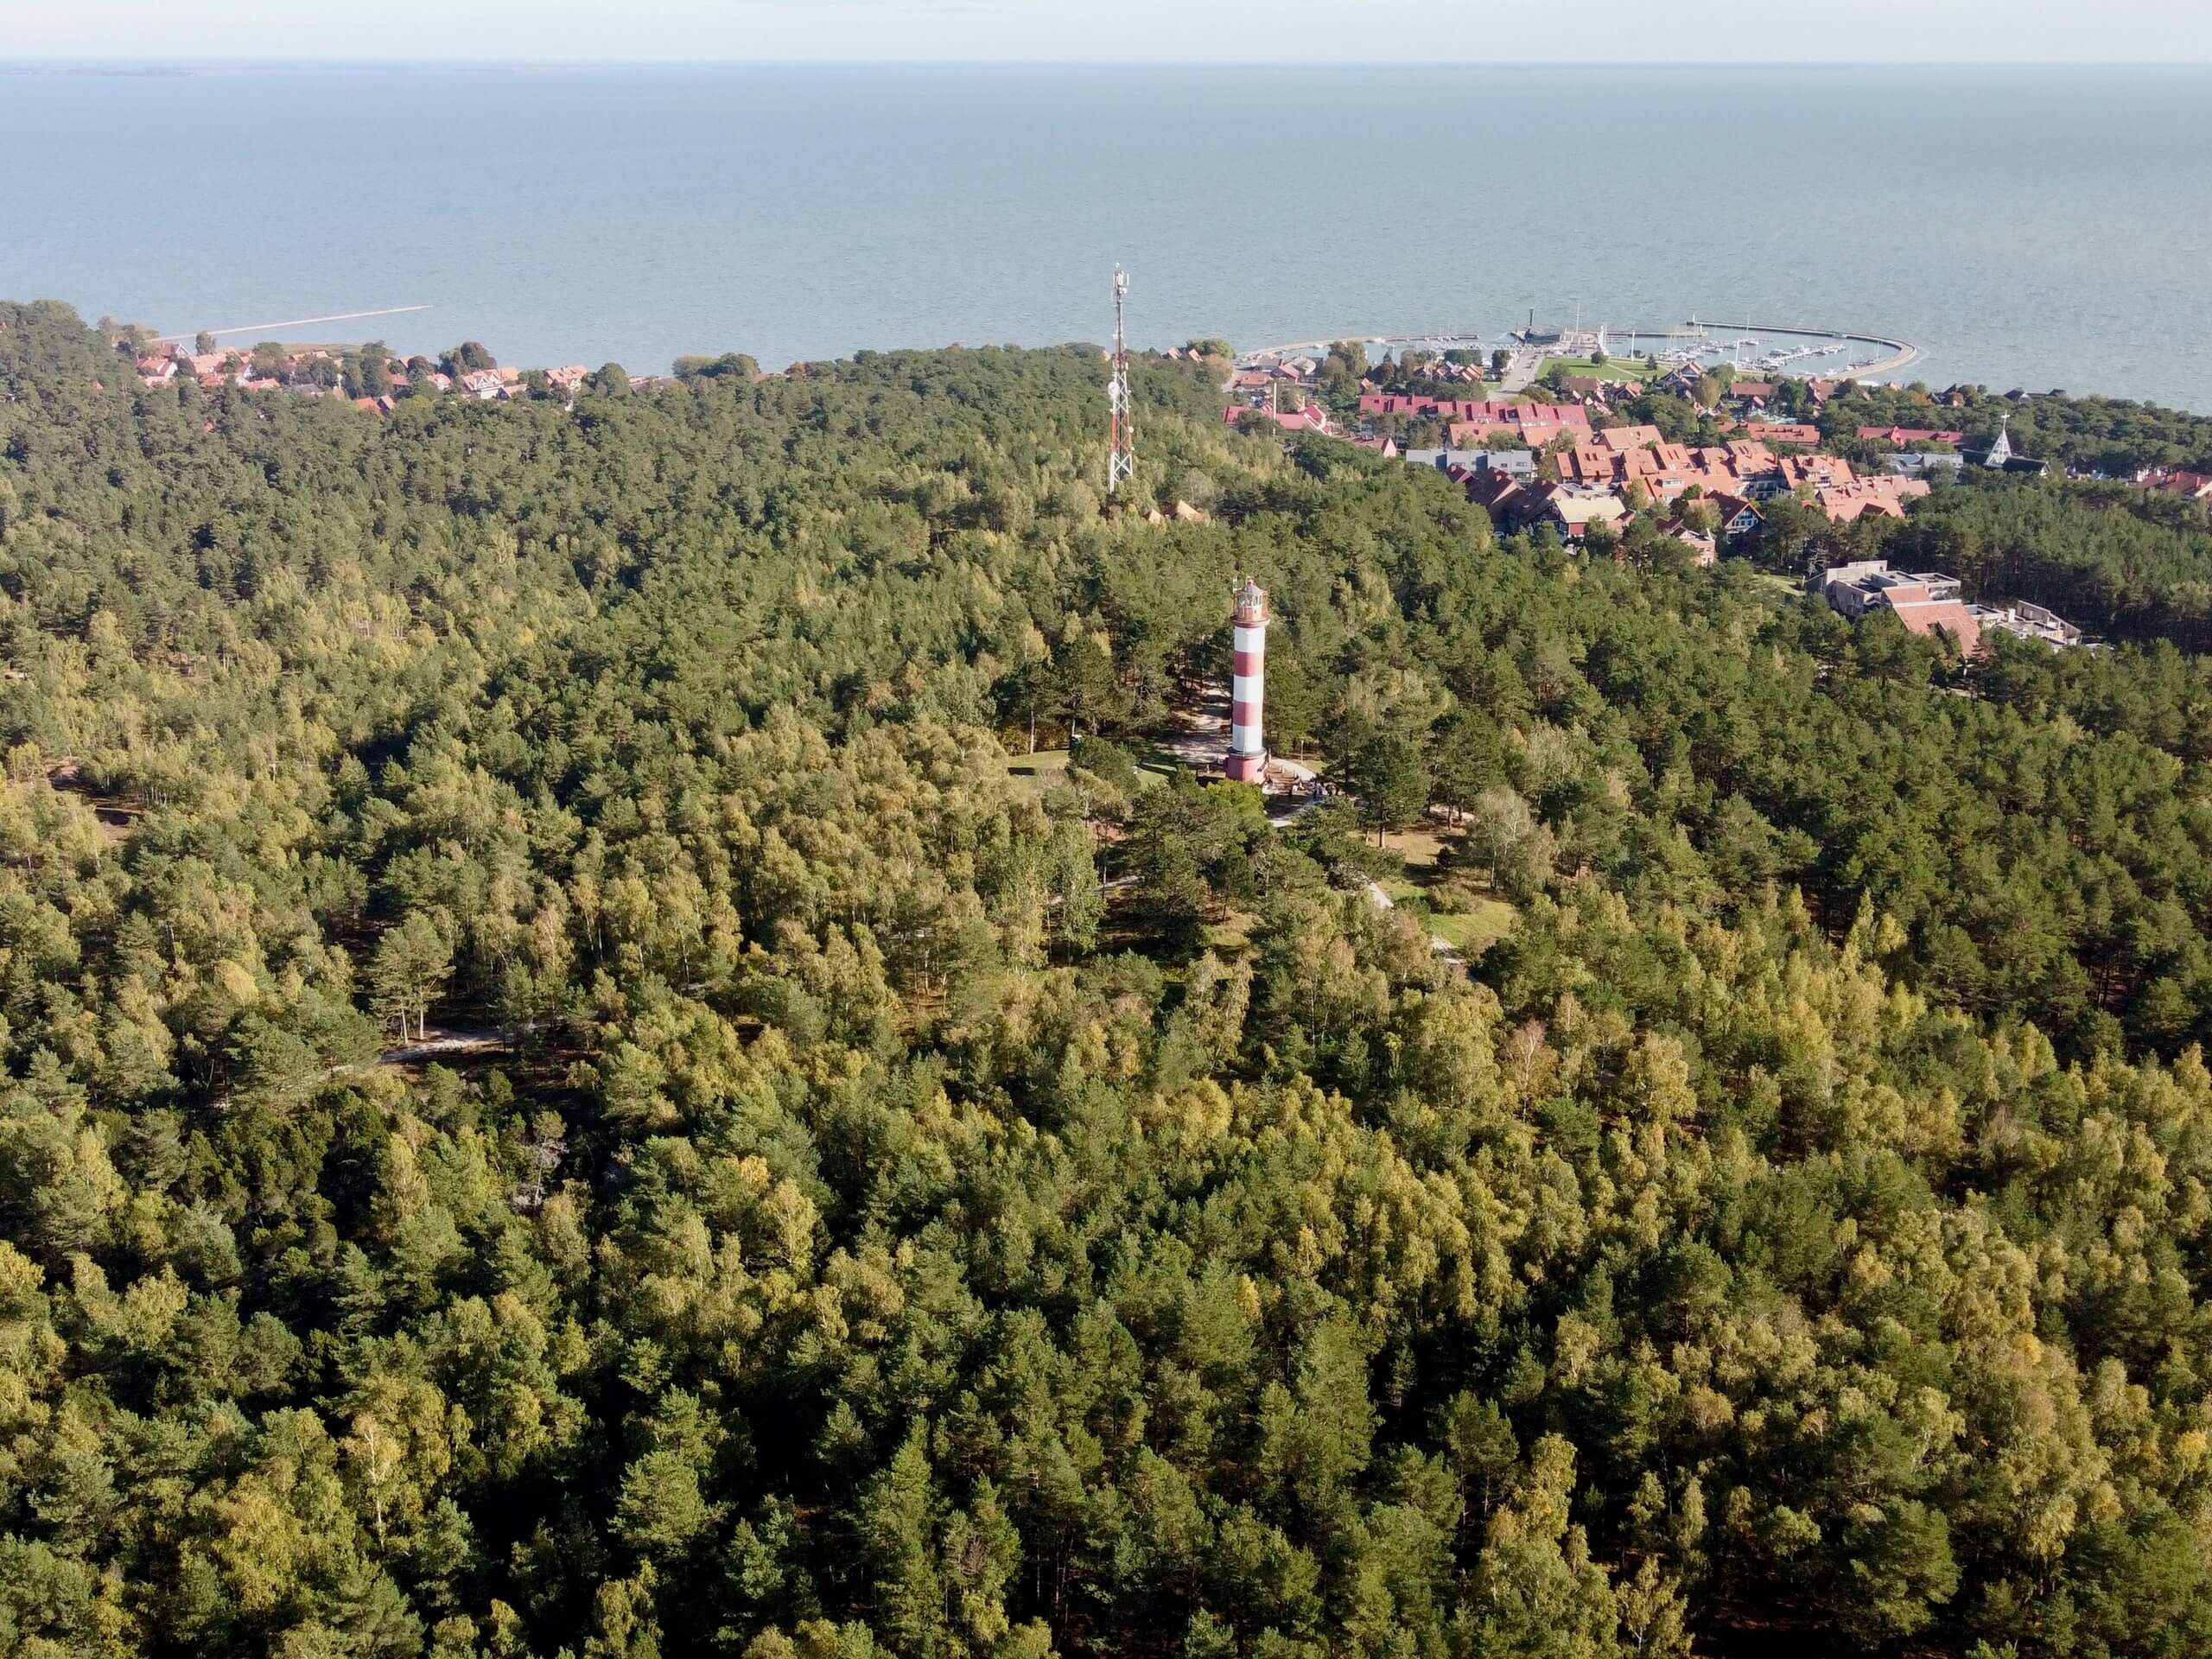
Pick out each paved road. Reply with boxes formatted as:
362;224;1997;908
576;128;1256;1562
1494;346;1545;395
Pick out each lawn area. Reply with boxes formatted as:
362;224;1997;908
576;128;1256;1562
1204;910;1261;955
1388;824;1454;871
1129;746;1185;785
1380;875;1427;908
1004;749;1072;800
1006;748;1162;801
1540;355;1647;384
1376;822;1522;957
1427;899;1518;957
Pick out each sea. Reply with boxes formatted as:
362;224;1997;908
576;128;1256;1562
3;62;2210;409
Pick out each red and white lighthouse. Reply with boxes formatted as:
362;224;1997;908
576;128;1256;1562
1225;577;1269;783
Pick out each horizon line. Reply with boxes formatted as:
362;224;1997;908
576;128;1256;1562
6;54;2211;68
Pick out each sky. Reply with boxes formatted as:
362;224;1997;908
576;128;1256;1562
7;0;2211;65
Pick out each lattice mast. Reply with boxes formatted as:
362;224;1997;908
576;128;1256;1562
1107;267;1135;495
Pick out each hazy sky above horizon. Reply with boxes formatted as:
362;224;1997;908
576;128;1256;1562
10;0;2212;64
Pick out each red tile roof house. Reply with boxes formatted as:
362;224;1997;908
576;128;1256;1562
1725;381;1777;416
1818;562;1981;655
1516;401;1590;429
2144;468;2212;501
1359;393;1424;417
1740;423;1822;448
1555;426;1700;488
1589;423;1666;454
1858;425;1967;447
1639;470;1722;507
1459;403;1592;447
1461;468;1527;520
1531;485;1629;542
1363;394;1467;419
1224;404;1332;435
1507;418;1585;448
1554;444;1615;486
1816;476;1932;523
543;365;591;402
136;356;178;387
1778;454;1858;492
1373;392;1591;432
1706;493;1766;543
1885;592;1982;655
1660;521;1719;566
1618;442;1696;476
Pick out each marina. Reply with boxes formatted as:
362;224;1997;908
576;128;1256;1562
1242;316;1921;385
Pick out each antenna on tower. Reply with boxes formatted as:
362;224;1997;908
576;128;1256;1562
1107;267;1135;496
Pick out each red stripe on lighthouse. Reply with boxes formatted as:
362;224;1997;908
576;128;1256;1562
1233;648;1262;677
1232;699;1260;728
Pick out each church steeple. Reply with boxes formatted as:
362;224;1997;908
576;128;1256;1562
1984;414;2012;467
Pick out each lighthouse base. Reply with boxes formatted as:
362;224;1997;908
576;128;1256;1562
1224;750;1268;784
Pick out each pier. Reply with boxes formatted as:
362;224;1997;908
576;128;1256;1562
1688;321;1921;381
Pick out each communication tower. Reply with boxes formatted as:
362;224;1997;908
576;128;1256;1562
1107;267;1135;495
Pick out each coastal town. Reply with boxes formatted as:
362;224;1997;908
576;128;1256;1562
132;337;609;413
116;319;2173;665
1223;337;2107;654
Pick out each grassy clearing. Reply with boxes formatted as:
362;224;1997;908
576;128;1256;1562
1005;749;1071;800
1388;825;1454;872
1540;355;1648;384
1205;910;1261;955
1006;748;1161;802
1376;823;1520;957
1751;570;1806;599
1381;875;1427;908
1427;898;1518;956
